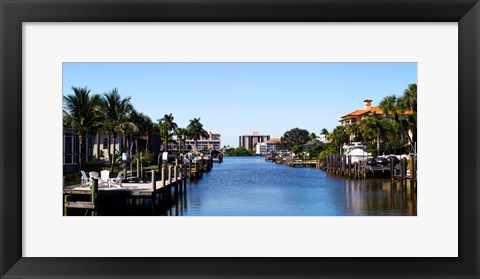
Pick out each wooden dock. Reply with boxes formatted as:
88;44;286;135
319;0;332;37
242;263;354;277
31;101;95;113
318;154;417;189
64;157;214;216
286;159;317;167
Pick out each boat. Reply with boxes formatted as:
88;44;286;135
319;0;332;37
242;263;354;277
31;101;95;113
343;142;371;163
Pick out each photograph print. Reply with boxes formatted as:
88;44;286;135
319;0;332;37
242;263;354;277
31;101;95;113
63;62;417;216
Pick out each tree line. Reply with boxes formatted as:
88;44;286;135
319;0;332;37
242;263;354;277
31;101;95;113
63;86;209;173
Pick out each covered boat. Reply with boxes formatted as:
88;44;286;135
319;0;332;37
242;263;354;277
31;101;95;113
345;147;371;163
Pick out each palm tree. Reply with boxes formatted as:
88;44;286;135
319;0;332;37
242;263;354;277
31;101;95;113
402;83;417;148
142;115;154;151
187;117;208;151
92;116;105;160
126;110;146;157
380;118;401;154
327;125;348;154
157;113;178;152
402;83;417;113
379;94;414;151
320;128;329;136
345;122;361;142
63;86;101;173
103;88;134;171
360;116;382;156
174;127;188;154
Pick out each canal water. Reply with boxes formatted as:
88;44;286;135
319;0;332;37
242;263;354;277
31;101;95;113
168;156;416;216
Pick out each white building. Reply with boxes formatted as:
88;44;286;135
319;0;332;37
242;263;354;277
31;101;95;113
255;142;267;155
239;131;270;151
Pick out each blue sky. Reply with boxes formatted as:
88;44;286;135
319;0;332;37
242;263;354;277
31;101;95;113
63;63;417;147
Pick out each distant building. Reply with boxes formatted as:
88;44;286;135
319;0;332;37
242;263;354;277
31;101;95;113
186;132;221;151
256;142;267;155
239;131;270;151
266;138;281;151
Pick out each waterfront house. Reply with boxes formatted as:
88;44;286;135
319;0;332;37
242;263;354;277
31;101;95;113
339;99;414;151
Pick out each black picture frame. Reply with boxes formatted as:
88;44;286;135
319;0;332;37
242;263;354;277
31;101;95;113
1;0;479;278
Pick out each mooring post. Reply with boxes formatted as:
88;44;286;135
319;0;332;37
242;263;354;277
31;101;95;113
173;163;179;199
137;155;140;180
333;155;338;175
63;194;69;216
401;157;407;187
333;156;337;174
363;160;367;179
183;164;187;189
161;164;167;203
151;170;157;211
390;156;395;185
174;160;178;184
347;156;351;177
353;162;358;178
339;155;342;175
329;155;332;173
161;163;166;188
90;177;98;216
340;155;344;176
338;156;341;176
167;164;173;201
409;155;414;189
413;156;417;189
179;165;183;196
188;157;192;178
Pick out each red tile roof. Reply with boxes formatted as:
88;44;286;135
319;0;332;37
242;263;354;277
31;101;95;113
341;105;413;119
267;138;281;143
341;109;369;118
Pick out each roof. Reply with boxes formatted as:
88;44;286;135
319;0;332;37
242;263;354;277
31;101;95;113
266;138;281;143
340;105;413;121
367;106;414;115
341;109;369;118
303;140;321;146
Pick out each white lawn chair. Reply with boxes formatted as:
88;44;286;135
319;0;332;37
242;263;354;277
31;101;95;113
80;171;90;187
89;171;99;180
110;171;124;188
99;170;111;188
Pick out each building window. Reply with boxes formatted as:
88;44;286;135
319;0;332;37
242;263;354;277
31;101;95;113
103;138;108;149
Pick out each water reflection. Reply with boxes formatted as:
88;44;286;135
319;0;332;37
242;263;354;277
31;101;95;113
343;179;416;216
